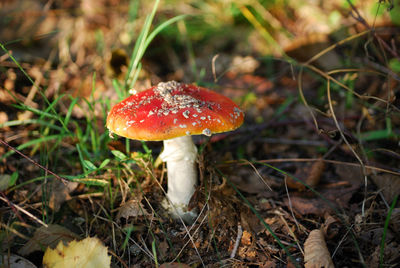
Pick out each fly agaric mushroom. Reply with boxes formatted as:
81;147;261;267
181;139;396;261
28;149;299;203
106;81;244;222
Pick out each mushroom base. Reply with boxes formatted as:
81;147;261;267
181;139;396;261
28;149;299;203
161;198;198;224
160;136;198;222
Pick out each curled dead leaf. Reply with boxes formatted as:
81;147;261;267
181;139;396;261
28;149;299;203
304;229;334;268
323;215;340;239
116;199;150;222
46;179;78;212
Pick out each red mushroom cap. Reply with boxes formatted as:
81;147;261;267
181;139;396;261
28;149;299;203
106;81;244;141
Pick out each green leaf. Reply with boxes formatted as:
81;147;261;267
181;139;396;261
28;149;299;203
9;171;19;187
99;159;110;169
83;160;97;171
1;134;71;160
389;58;400;73
111;150;128;161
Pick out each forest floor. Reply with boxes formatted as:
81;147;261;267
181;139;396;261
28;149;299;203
1;0;400;267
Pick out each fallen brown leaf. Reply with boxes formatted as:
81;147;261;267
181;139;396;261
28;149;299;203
116;198;150;222
19;224;80;256
323;215;340;239
47;179;79;212
334;164;364;187
304;229;334;268
370;173;400;203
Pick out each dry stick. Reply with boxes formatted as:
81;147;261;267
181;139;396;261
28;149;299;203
304;63;400;114
348;0;400;62
331;223;354;259
297;67;320;133
230;223;243;259
283;177;303;253
326;79;369;217
363;59;400;81
241;159;272;191
0;222;31;241
0;192;25;223
212;54;220;83
305;30;370;66
391;38;399;58
0;196;48;227
278;213;304;256
0;139;69;184
108;250;129;268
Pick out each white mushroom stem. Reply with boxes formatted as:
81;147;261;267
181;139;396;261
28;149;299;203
160;135;198;219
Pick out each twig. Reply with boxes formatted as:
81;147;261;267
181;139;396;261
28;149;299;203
0;195;48;227
283;179;303;255
108;249;129;268
0;222;31;241
363;58;400;81
212;54;220;83
230;223;243;259
0;138;69;184
326;79;368;219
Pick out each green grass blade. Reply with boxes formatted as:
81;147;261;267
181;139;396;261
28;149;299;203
125;0;160;90
76;144;87;173
144;14;188;51
12;104;60;121
0;134;71;160
112;78;124;99
0;119;63;132
64;96;79;126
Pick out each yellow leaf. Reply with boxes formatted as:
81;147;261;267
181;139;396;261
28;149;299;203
43;237;111;268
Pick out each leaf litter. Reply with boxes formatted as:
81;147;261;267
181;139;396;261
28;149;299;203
0;0;400;267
